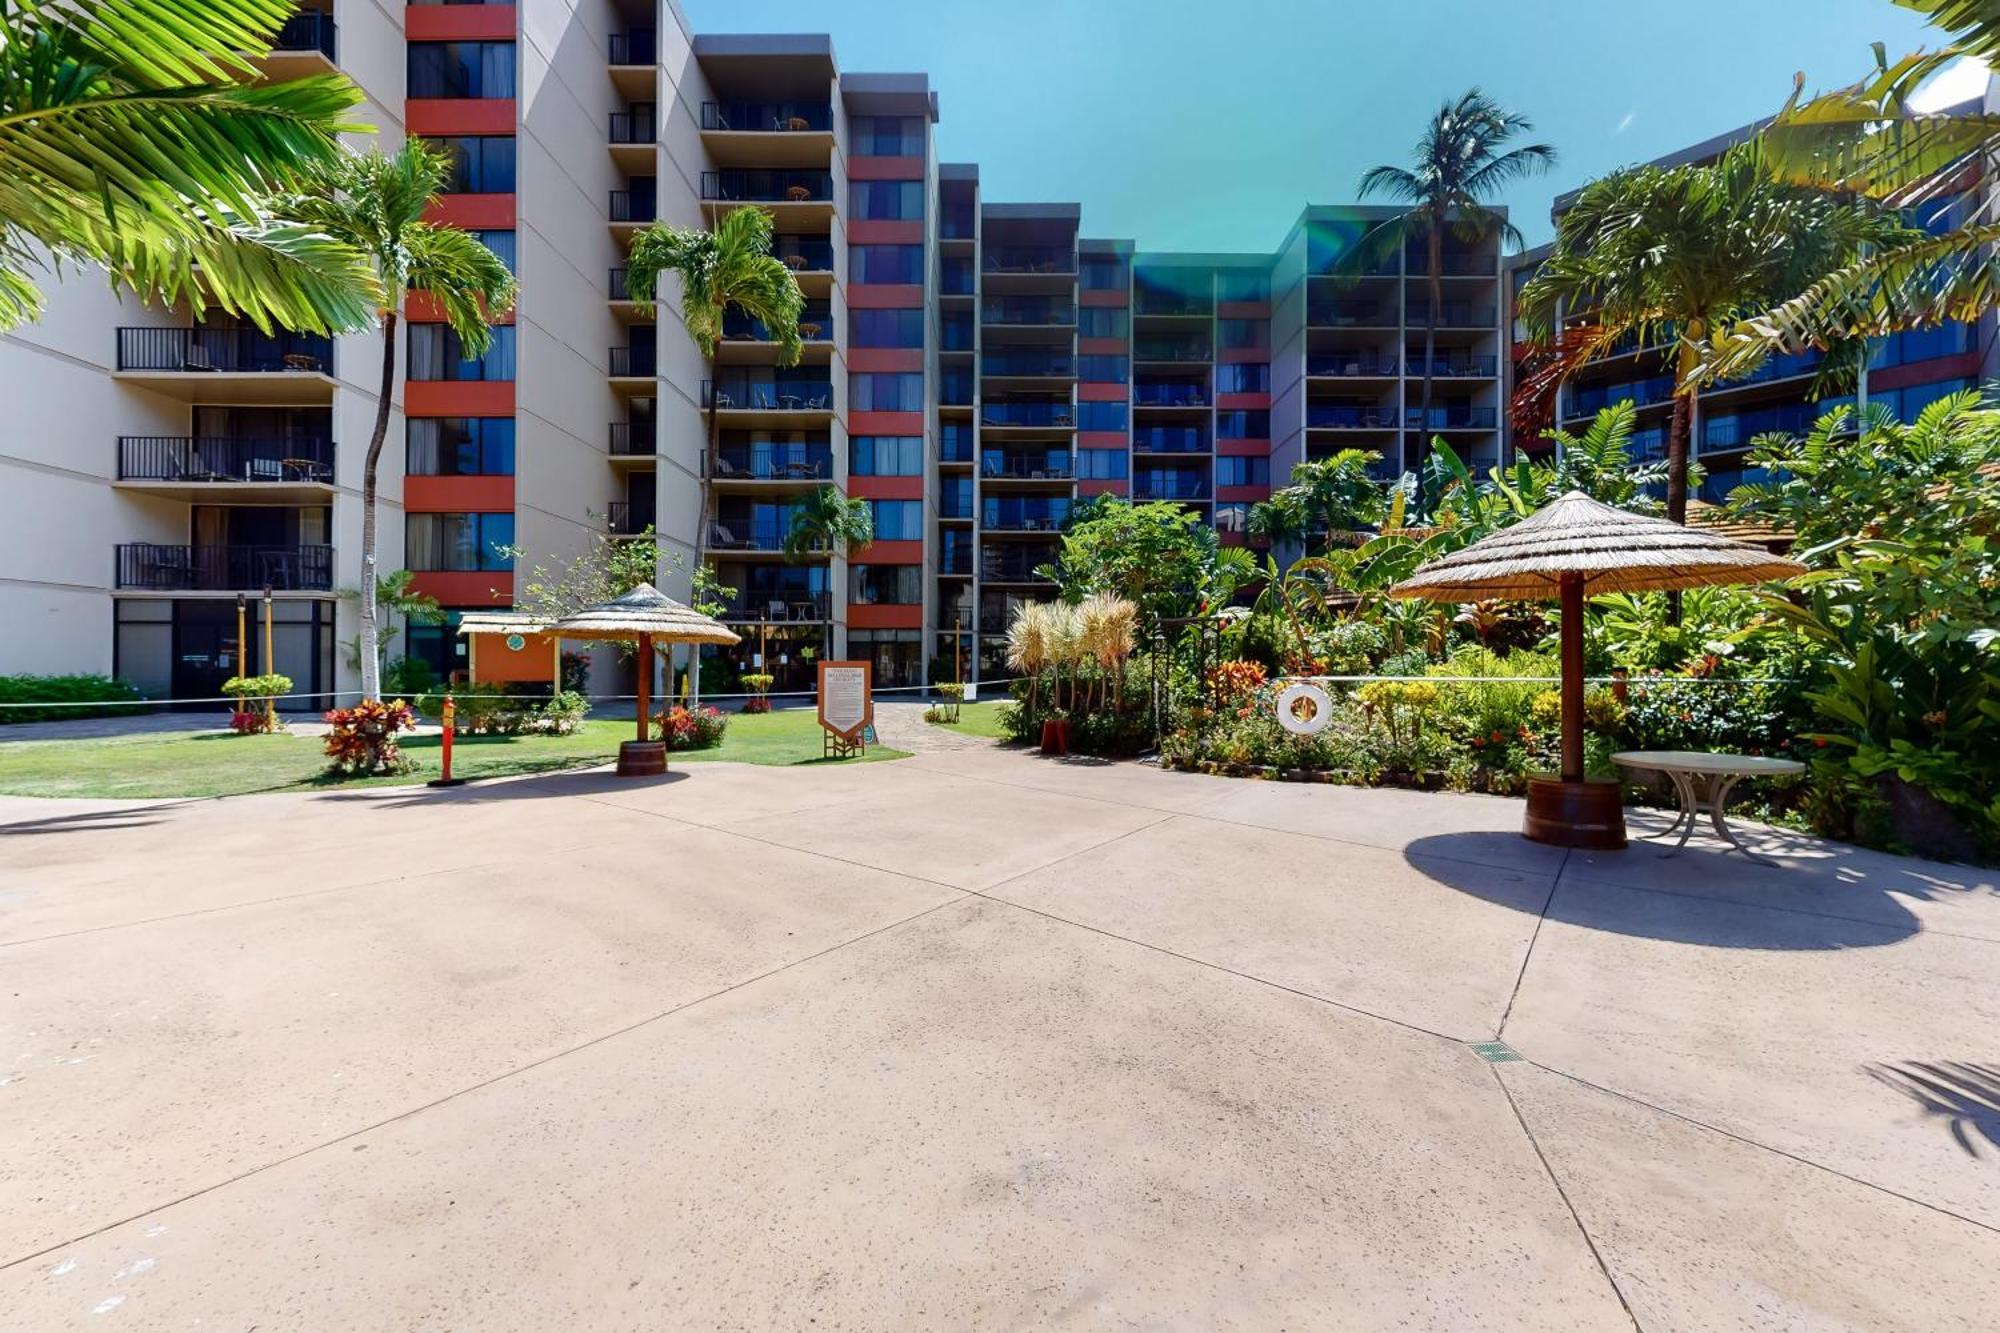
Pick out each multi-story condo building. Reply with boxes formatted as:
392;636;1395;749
5;4;1979;705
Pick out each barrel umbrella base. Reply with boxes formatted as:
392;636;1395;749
616;740;669;777
1523;775;1627;850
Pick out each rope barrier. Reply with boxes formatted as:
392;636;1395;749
0;678;1027;712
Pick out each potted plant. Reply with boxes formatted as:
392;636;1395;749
1040;707;1071;756
741;671;774;714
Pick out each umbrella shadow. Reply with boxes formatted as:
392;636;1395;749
312;768;691;810
0;807;178;836
1866;1060;2000;1160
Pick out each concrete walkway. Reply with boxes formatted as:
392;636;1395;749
1;750;1995;1329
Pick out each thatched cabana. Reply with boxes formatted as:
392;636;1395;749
1391;491;1803;848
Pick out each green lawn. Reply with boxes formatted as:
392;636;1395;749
929;700;1015;740
0;710;907;801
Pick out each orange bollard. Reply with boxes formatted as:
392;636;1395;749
428;693;466;788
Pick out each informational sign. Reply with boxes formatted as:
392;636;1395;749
817;660;873;744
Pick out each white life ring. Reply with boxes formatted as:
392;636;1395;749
1275;682;1333;735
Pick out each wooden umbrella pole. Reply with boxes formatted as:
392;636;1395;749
1560;571;1585;784
636;632;652;744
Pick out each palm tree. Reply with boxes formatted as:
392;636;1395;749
1516;145;1918;523
1248;449;1389;555
279;143;518;702
1357;91;1555;468
783;484;873;563
1005;602;1054;716
0;0;377;333
626;208;806;547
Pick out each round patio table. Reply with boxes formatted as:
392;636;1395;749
1611;751;1805;866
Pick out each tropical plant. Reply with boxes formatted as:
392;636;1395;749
220;672;292;733
280;142;517;702
1044;496;1225;623
322;697;416;775
1077;592;1139;713
1356;90;1555;462
1516;143;1920;522
0;0;379;333
339;567;444;673
1005;602;1054;717
784;484;873;561
1511;401;1677;513
626;207;806;539
1248;450;1388;552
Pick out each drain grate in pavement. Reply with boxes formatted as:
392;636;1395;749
1468;1041;1523;1063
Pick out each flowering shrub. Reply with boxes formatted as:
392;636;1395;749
655;704;729;750
323;698;417;776
539;690;590;735
1206;660;1268;708
221;673;292;733
229;711;266;735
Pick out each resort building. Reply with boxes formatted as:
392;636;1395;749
0;2;1982;701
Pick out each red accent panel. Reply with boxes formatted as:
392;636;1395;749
407;571;511;606
1077;382;1127;402
406;4;517;39
849;348;924;373
403;474;515;512
1218;530;1248;547
1217;485;1269;503
858;539;922;564
1869;351;1980;393
1078;479;1127;497
1217;437;1270;456
1077;433;1127;449
848;603;923;629
848;284;925;309
406;381;516;415
846;156;923;181
407;99;517;137
848;220;922;245
1081;290;1128;308
1217;392;1271;411
849;476;922;500
1078;337;1127;355
1218;301;1270;319
848;410;923;435
426;194;515;229
1220;347;1268;364
407;291;512;325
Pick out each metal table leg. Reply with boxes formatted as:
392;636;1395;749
1705;773;1779;865
1638;772;1697;845
1654;769;1701;857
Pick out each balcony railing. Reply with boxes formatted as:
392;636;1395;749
983;246;1075;275
1406;407;1498;430
606;502;653;536
609;267;632;300
713;447;832;481
700;101;833;132
1308;303;1397;327
723;302;831;342
608;189;655;223
1702;403;1820;451
940;493;976;518
609;421;654;456
941;209;976;240
1569;374;1675;416
707;520;794;552
1407;305;1496;328
1308;354;1399;377
980;402;1073;428
1134;339;1212;362
703;379;833;410
1132;384;1209;408
941;319;975;351
939;548;973;574
982;506;1071;532
980;353;1073;378
982;299;1073;326
775;238;835;273
1134;476;1211;501
980;454;1074;479
609;346;656;377
940;376;974;406
1133;297;1212;318
1308;406;1398;429
608;106;657;145
116;327;332;374
701;170;833;203
115;543;332;592
1406;252;1497;276
608;30;656;65
117;436;333;483
718;591;830;622
273;10;336;59
1134;427;1208;454
980;548;1059;580
1406;356;1499;378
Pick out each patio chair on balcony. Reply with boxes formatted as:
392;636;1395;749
767;598;787;622
713;456;746;480
710;524;741;549
806;392;829;410
247;457;283;482
785;185;811;202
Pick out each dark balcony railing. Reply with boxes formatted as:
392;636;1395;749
775;238;835;273
1407;356;1499;378
939;548;973;574
1132;383;1209;407
981;548;1059;580
1134;339;1212;362
1133;296;1212;318
606;501;653;536
1134;427;1208;454
115;543;332;592
116;327;332;374
707;519;800;552
982;298;1073;326
608;189;655;223
1134;476;1211;501
983;246;1075;275
718;590;830;621
608;106;657;144
713;447;832;481
700;101;833;132
982;504;1071;532
609;266;632;300
1308;406;1398;429
609;346;656;377
1570;374;1676;417
1702;403;1820;451
724;302;831;342
1308;302;1396;327
941;493;976;518
980;453;1074;480
117;436;333;483
981;402;1073;428
273;10;336;59
608;30;656;64
703;378;833;410
1406;407;1498;430
940;376;974;406
1308;354;1399;377
1407;305;1496;328
1406;252;1497;276
609;421;655;456
701;170;833;203
980;353;1073;378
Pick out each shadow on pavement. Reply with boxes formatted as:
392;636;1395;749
0;807;178;836
335;768;694;810
1866;1060;2000;1159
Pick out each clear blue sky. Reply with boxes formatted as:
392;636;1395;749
678;0;1947;252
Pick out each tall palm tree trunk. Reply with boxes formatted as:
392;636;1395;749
1420;227;1441;481
689;386;719;704
1666;333;1700;526
358;310;398;703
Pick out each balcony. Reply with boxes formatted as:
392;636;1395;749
980;547;1059;581
941;206;976;241
607;30;656;65
1568;374;1675;417
712;445;833;482
271;10;336;61
606;502;653;537
940;258;976;296
115;543;332;592
608;189;656;225
1406;252;1497;276
941;317;975;352
609;345;656;379
940;374;974;407
1308;406;1398;429
982;298;1074;326
940;427;976;463
707;519;801;554
115;436;334;500
774;238;835;274
1406;407;1498;430
701;171;834;216
980;402;1074;429
717;590;831;622
1134;427;1208;454
1407;304;1496;328
1308;354;1399;378
1702;403;1819;452
982;503;1071;532
704;378;834;413
939;547;973;575
1133;296;1212;319
722;301;832;345
1309;302;1398;328
980;352;1073;379
980;452;1074;480
608;421;655;459
1132;383;1209;409
1134;338;1212;363
113;328;334;403
701;101;833;133
608;106;656;146
1133;475;1211;502
1406;355;1499;378
983;246;1075;275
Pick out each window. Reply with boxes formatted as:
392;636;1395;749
869;499;922;540
1077;449;1128;480
1078;308;1128;338
1216;363;1269;394
1080;255;1128;290
1077;354;1129;384
1216;456;1269;487
850;564;921;604
850;436;923;475
1077;401;1128;432
408;418;516;475
403;610;468;681
1216;409;1270;440
850;307;925;348
849;180;924;221
408;41;516;99
940;476;974;517
406;512;513;571
850;115;923;156
851;372;924;412
408;324;516;381
1217;272;1269;302
1215;503;1248;534
474;229;516;274
431;136;515;192
1219;319;1269;350
851;244;924;285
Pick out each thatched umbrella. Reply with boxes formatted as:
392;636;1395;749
1390;491;1803;847
548;583;740;776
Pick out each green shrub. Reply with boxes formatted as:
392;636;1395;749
416;681;547;735
383;656;435;696
0;673;146;724
539;690;590;735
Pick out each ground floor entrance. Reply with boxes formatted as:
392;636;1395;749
114;596;336;709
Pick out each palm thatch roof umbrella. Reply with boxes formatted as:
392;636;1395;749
1390;491;1803;848
548;583;740;776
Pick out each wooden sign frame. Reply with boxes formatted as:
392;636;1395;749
816;658;873;755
